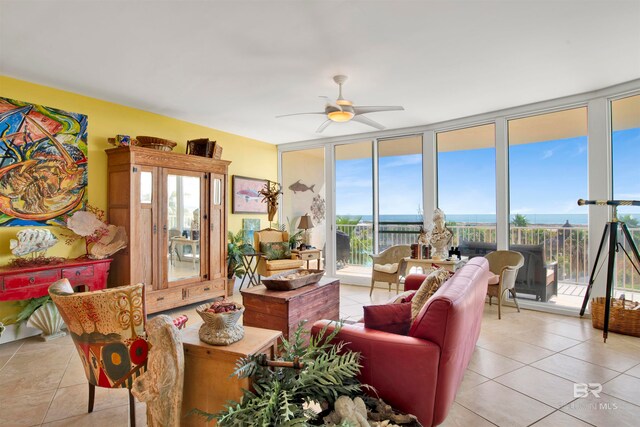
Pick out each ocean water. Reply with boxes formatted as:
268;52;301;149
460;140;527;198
339;214;592;226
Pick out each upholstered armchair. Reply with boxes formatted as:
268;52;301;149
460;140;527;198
369;244;411;296
48;279;188;426
485;250;525;319
254;228;304;277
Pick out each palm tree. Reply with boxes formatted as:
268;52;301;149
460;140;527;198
511;214;529;227
619;214;639;228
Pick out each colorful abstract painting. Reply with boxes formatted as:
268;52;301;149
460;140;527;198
0;97;88;226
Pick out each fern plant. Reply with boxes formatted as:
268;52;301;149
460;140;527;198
194;322;368;426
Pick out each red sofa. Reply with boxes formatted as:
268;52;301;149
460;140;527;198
312;257;489;426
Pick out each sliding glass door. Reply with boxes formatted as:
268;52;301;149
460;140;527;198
611;94;640;301
378;135;423;252
437;124;496;253
508;107;588;308
335;141;373;280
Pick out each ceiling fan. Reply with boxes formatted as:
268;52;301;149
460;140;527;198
276;75;405;133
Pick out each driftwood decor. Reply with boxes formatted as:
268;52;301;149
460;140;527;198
132;315;184;427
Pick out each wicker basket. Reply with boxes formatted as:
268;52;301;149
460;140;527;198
136;136;177;151
591;297;640;337
196;302;245;345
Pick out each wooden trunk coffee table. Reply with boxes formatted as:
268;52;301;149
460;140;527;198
180;325;282;426
241;277;340;342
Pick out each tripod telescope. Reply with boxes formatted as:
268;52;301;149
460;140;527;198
578;199;640;342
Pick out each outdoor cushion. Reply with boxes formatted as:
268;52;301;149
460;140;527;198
260;241;291;260
488;273;500;285
373;262;399;274
363;302;412;335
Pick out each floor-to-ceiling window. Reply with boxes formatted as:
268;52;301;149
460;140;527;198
281;148;326;256
378;135;423;252
508;107;588;308
437;123;496;253
611;94;640;301
335;141;373;279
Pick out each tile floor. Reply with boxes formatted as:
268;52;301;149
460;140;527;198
1;284;640;426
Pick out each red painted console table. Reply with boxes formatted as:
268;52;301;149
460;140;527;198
0;258;112;301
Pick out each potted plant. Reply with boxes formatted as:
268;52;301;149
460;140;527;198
227;230;253;295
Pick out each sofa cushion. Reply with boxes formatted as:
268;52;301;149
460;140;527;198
387;290;416;304
373;262;399;274
260;241;291;260
411;268;450;320
363;302;411;335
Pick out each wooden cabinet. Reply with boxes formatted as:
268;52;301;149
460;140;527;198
0;258;111;301
241;278;340;343
180;326;281;426
106;146;230;313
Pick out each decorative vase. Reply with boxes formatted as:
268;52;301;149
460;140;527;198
196;303;244;345
267;204;277;222
27;303;66;341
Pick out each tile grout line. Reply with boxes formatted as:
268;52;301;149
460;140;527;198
40;346;77;425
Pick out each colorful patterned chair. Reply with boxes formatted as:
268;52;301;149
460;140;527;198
49;279;187;426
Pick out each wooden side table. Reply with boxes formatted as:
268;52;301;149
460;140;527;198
181;325;282;426
291;249;322;269
403;257;468;274
241;277;340;343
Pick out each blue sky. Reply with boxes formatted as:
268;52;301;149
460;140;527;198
336;128;640;217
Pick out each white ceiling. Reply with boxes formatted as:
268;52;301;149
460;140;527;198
1;1;639;145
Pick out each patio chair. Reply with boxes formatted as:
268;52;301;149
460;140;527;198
485;250;525;319
369;244;411;296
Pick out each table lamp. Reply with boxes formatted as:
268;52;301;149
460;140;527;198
297;214;314;248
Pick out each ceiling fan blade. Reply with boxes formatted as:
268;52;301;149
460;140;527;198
319;96;342;111
353;105;404;115
351;115;386;130
316;120;333;133
276;112;326;118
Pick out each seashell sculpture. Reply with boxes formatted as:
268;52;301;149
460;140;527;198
89;224;127;259
27;302;66;341
67;210;105;237
10;229;58;257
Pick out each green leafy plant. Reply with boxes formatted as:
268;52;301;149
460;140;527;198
194;322;368;426
619;214;639;227
511;213;529;227
227;230;253;279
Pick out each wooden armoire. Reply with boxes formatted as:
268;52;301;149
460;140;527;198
106;146;230;313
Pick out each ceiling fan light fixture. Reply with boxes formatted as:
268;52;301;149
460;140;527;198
327;110;354;122
336;98;352;106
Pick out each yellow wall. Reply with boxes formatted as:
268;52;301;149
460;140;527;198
0;75;277;322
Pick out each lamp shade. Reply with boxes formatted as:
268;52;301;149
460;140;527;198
297;214;314;230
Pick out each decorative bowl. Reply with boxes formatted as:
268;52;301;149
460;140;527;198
261;269;325;291
136;136;177;151
196;302;244;345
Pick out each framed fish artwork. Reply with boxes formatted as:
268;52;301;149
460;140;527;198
232;175;268;214
0;97;88;226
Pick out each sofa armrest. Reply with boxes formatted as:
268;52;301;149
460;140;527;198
312;320;440;421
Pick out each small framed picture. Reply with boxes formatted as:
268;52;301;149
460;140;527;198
232;175;268;214
242;218;261;246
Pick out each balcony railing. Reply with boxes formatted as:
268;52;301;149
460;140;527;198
336;222;640;292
